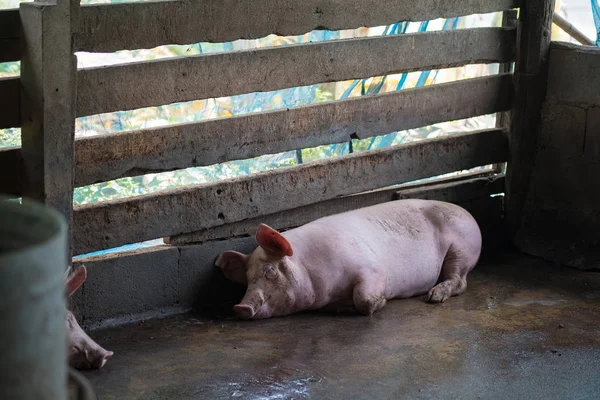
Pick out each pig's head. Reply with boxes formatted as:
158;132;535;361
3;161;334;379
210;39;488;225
65;265;113;369
215;224;312;320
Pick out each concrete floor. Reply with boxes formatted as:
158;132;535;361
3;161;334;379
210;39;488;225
83;251;600;400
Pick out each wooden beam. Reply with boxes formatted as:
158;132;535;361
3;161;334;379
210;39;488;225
1;74;512;193
494;9;517;173
167;173;505;245
72;128;508;254
0;77;20;129
0;27;516;128
19;0;78;257
0;8;19;39
0;0;522;61
505;0;555;238
0;38;20;63
0;74;512;194
0;147;21;196
74;0;521;52
75;74;512;186
76;27;516;117
0;9;20;62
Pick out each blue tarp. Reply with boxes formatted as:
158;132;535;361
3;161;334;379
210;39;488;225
592;0;600;45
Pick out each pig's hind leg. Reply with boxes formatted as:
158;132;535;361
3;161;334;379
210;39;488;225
427;244;475;303
353;279;387;315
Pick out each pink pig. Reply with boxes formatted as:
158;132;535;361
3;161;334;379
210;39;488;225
65;265;113;369
215;199;481;320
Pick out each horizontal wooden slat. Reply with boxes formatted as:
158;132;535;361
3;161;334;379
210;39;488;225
0;8;19;62
0;27;516;129
0;146;21;196
0;38;20;63
0;74;513;195
0;8;19;39
166;172;505;245
0;77;20;129
75;0;521;53
76;27;516;117
0;0;522;61
72;128;508;254
76;74;513;186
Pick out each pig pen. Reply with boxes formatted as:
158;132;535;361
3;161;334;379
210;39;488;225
1;0;600;398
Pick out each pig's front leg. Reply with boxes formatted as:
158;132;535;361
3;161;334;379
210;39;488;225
352;279;387;315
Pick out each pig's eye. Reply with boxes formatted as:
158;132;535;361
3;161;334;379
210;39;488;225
264;265;277;280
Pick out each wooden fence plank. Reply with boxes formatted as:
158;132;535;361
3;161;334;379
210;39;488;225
0;77;20;129
0;0;522;61
75;74;512;186
0;8;19;39
0;146;21;196
167;172;505;245
0;74;513;195
72;128;508;254
0;27;516;128
0;38;20;63
493;8;517;173
76;27;516;117
75;0;521;52
505;0;555;237
0;9;19;62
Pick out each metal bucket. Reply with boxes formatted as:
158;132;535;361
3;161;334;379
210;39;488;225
0;198;68;399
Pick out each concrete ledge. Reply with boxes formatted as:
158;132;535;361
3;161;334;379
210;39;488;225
70;246;180;328
71;237;258;329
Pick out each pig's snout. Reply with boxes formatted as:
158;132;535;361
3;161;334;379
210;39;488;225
233;304;255;320
69;346;113;370
234;289;266;319
89;347;113;369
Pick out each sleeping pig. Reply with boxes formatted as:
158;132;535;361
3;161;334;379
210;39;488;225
65;264;113;369
215;199;481;320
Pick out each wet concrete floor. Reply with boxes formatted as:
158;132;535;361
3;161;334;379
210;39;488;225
84;252;600;399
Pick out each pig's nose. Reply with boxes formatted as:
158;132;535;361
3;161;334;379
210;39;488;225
87;349;114;369
233;304;255;320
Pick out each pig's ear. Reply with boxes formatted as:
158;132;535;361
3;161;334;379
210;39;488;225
215;251;249;284
255;224;293;257
65;264;87;297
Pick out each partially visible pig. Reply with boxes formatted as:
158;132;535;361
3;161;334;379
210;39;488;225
215;199;481;320
65;265;113;369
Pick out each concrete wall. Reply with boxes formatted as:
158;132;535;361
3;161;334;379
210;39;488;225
70;237;255;330
515;42;600;270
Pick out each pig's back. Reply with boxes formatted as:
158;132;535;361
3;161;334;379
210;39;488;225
286;199;479;300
